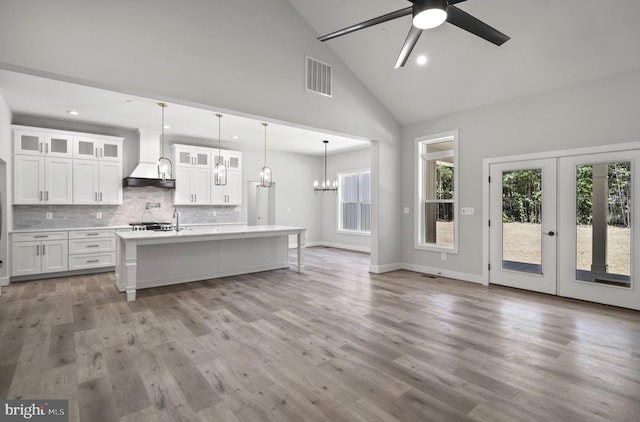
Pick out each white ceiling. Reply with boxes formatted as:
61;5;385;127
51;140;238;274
287;0;640;124
0;70;369;156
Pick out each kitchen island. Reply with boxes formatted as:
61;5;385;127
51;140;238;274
115;225;306;301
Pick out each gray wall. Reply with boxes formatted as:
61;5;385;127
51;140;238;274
402;69;640;279
322;146;372;251
0;0;403;269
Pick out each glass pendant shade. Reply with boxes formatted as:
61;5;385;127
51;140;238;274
260;122;272;187
157;103;172;182
214;161;227;186
260;166;272;187
214;113;227;186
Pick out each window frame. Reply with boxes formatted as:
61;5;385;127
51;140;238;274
414;130;459;253
337;169;371;236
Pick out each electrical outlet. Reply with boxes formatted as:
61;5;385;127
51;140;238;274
403;207;410;214
212;211;217;217
96;212;103;219
440;252;447;261
45;212;53;220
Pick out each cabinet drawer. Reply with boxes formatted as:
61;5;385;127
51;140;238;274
69;238;115;254
12;231;67;242
69;230;114;239
69;252;115;270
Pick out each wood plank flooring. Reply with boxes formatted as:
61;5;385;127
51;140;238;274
1;246;639;421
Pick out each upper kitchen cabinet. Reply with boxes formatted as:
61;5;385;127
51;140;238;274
13;127;73;158
173;144;211;168
213;150;242;171
14;155;73;204
74;136;122;161
73;160;122;205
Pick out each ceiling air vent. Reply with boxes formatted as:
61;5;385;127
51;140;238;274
305;56;332;97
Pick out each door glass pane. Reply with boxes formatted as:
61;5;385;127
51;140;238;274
21;135;40;151
50;137;68;153
575;162;631;287
501;169;542;274
103;144;118;158
196;153;208;166
179;152;191;164
78;140;94;155
229;157;239;168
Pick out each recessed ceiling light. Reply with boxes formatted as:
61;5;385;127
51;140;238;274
163;125;170;130
232;135;239;140
67;110;79;116
416;55;428;66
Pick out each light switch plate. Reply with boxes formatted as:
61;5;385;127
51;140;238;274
45;212;53;220
96;212;102;219
461;207;474;215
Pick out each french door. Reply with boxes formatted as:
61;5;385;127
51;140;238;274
489;159;557;294
489;150;640;310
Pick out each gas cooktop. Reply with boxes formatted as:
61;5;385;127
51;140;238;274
129;222;173;231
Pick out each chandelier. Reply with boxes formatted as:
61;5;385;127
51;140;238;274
313;140;338;192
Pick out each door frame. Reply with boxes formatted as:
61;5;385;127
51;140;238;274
482;141;640;286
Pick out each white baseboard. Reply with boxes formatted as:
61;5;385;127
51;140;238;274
320;241;370;253
289;240;322;249
402;263;485;284
369;263;403;273
0;276;9;287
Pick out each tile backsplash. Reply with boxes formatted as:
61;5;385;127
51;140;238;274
13;187;241;229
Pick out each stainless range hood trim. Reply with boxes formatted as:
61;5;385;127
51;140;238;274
123;177;176;189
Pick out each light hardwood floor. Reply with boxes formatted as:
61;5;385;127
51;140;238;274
1;246;639;421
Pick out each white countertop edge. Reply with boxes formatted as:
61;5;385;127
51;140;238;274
116;225;306;241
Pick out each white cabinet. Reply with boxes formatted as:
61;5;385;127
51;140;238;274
68;230;116;270
11;232;68;276
13;128;73;158
212;170;242;205
74;136;122;161
14;155;73;204
174;144;211;168
172;144;212;205
213;150;242;171
73;160;123;204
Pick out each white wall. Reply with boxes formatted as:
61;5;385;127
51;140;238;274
0;0;403;269
0;93;12;284
402;69;640;280
322;146;371;252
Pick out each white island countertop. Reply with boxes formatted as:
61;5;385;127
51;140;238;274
115;224;306;241
115;225;306;301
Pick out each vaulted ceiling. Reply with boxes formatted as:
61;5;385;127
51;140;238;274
288;0;640;124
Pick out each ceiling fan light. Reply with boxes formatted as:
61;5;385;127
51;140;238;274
412;0;447;29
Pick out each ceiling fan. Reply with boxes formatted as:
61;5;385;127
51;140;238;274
317;0;510;69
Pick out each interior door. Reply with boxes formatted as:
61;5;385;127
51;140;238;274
557;151;640;310
489;159;557;294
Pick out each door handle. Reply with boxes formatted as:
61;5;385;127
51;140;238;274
46;191;49;201
42;245;46;255
36;245;40;255
544;231;556;236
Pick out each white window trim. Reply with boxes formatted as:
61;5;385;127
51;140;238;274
414;130;459;253
337;169;371;236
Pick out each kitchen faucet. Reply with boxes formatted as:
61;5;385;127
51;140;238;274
173;208;181;232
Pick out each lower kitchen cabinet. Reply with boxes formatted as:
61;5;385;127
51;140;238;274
11;231;68;276
68;229;116;270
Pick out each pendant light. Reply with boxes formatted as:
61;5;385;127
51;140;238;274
157;102;172;182
214;113;227;186
259;123;272;187
313;140;338;193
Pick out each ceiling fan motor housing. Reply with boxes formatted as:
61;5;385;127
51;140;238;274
412;0;449;29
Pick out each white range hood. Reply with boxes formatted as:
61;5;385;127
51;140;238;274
123;129;175;188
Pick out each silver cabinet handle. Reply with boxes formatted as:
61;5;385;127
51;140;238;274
194;194;197;202
95;192;98;201
34;235;48;238
100;148;103;158
45;143;49;153
100;192;103;202
39;142;43;153
87;259;99;263
36;245;40;255
40;191;43;201
86;233;99;236
86;245;100;248
46;191;49;201
42;245;46;255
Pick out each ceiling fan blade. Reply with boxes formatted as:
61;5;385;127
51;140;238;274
318;7;412;42
445;5;510;46
395;25;424;69
445;0;468;5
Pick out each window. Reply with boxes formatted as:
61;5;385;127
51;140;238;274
416;131;458;252
339;170;371;234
